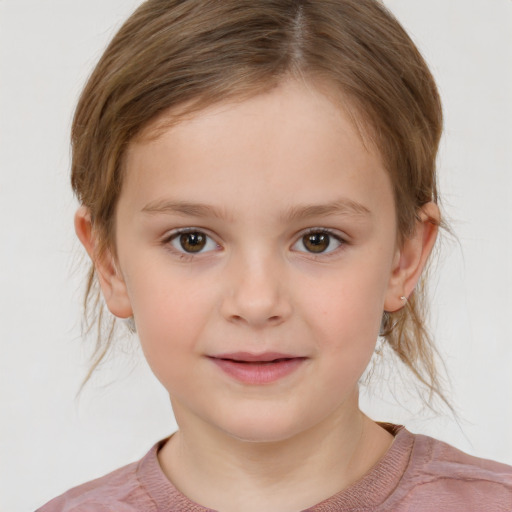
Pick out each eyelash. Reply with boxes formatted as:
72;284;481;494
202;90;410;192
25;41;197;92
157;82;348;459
295;228;346;259
162;227;347;261
163;228;219;261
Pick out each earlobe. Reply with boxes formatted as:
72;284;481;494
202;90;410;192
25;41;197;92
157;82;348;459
74;206;133;319
384;203;439;312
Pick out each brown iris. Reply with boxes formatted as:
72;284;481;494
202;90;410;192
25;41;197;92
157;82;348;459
303;232;330;253
179;232;207;253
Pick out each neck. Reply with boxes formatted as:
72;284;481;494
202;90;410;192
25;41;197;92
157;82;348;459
158;393;394;512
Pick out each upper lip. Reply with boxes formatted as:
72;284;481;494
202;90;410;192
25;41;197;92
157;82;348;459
209;352;303;362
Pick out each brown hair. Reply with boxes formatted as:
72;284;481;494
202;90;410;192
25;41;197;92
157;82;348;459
73;0;449;408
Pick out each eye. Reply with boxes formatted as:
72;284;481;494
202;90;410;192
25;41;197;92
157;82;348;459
167;229;219;255
293;229;344;255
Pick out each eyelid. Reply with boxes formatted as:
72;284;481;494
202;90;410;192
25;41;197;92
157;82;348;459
292;227;346;257
163;227;220;259
162;226;347;260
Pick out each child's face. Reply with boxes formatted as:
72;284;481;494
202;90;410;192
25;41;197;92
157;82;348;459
99;79;410;442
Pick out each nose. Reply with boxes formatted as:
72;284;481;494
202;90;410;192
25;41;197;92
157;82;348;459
220;250;292;328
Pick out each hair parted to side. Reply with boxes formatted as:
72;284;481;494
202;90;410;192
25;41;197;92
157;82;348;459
72;0;449;409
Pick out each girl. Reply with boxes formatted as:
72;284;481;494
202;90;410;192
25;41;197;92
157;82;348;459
37;0;512;510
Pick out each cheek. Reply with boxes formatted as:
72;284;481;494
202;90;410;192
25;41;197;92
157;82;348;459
296;253;393;387
300;257;390;340
301;278;382;392
125;270;215;371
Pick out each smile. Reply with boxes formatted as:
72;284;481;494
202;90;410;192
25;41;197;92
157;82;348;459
208;352;307;384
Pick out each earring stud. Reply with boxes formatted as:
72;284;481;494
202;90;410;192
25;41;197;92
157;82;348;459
400;295;408;304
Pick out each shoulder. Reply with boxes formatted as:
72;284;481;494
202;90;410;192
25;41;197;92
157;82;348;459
35;443;161;512
387;430;512;511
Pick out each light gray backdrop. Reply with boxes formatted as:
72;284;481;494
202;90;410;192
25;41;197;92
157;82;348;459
1;1;511;511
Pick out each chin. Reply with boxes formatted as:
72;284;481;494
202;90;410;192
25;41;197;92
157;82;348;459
214;409;311;444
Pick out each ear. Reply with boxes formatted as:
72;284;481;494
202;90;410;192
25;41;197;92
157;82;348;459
384;202;439;312
74;206;133;319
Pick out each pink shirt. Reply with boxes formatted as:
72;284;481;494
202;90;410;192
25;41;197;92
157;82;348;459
37;423;512;511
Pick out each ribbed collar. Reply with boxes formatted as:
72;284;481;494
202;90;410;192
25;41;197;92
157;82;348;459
136;423;413;511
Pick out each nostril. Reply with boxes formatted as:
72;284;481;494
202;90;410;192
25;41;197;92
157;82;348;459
229;314;282;325
229;315;248;325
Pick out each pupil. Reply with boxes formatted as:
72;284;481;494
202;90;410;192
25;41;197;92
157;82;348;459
305;233;329;253
180;232;206;252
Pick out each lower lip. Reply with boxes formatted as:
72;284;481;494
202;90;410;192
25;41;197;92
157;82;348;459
209;357;306;384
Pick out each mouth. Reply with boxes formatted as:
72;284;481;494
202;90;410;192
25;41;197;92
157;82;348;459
208;352;307;384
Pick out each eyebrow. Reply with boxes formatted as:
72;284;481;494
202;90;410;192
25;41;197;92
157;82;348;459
142;200;235;222
141;198;371;222
281;199;371;222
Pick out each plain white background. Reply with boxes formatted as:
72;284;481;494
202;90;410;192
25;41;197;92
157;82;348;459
1;1;511;510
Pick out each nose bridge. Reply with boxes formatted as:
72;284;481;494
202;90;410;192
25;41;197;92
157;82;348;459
222;243;291;327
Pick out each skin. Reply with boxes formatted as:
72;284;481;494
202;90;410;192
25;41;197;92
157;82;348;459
76;78;439;512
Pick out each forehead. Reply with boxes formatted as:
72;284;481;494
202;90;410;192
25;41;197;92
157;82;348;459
135;76;376;153
120;79;393;223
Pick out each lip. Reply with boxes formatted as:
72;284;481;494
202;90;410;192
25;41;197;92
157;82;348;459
208;352;307;384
